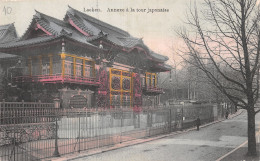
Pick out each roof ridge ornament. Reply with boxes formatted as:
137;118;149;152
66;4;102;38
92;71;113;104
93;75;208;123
60;29;72;36
67;5;75;15
34;10;41;18
99;40;103;49
98;30;104;36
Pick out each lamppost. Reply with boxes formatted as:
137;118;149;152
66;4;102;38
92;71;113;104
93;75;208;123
53;117;60;157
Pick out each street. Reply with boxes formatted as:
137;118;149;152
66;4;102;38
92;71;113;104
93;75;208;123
73;110;260;161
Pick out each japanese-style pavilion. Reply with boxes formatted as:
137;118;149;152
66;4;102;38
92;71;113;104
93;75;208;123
0;6;171;109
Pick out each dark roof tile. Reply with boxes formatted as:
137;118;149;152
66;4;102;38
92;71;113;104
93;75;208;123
0;52;18;59
68;6;130;37
0;23;18;44
0;36;55;48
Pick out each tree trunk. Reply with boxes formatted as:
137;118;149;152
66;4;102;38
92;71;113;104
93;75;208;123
247;107;257;156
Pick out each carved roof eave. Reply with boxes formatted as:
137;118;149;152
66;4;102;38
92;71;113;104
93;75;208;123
91;36;169;64
0;35;103;54
67;5;130;37
20;18;37;40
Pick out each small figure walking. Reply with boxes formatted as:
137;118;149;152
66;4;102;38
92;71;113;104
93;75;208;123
196;117;201;131
225;110;229;119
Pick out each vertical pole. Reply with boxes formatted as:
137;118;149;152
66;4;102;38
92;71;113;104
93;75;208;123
150;73;153;87
93;90;97;109
154;73;157;87
169;108;172;133
148;110;151;137
78;116;80;153
53;118;60;157
109;69;112;108
130;72;133;108
181;106;184;130
120;109;123;143
60;54;66;78
13;127;15;161
73;57;76;77
38;55;42;75
28;57;32;76
145;73;147;88
48;54;53;75
120;71;123;107
83;59;85;77
92;61;96;78
138;112;140;128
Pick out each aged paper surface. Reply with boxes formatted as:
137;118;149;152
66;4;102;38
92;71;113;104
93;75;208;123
0;0;256;161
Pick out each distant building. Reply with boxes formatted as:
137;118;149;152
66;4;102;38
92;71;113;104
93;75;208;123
0;7;171;108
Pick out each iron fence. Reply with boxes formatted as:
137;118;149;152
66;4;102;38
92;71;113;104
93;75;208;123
0;104;216;161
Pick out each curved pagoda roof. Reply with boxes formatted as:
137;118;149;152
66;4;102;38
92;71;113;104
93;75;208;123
0;23;18;44
0;7;171;71
65;6;169;63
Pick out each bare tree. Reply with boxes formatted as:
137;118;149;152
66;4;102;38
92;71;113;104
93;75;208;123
177;0;260;156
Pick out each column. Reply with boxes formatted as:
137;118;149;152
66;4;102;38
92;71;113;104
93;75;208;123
92;61;96;78
48;54;53;75
73;57;76;77
131;72;134;108
120;71;123;107
109;68;112;107
93;90;97;108
28;57;32;76
155;73;157;87
82;59;85;77
60;53;66;78
38;55;42;75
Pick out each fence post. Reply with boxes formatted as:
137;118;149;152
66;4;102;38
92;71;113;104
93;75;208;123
133;111;136;128
53;98;60;108
22;100;24;108
181;106;184;130
2;99;5;108
53;117;60;157
38;100;41;108
148;110;151;137
138;112;140;128
120;109;123;144
78;115;81;153
169;108;172;133
12;138;15;161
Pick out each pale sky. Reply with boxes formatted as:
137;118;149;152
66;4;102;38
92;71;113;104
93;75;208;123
0;0;196;65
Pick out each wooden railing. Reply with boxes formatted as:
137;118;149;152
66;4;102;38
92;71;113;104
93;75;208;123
0;101;54;108
13;74;100;86
142;85;164;94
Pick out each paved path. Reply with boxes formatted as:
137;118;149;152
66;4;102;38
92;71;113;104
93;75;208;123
71;110;260;161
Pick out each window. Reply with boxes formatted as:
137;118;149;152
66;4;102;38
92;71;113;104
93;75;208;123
62;55;95;78
142;76;145;87
145;73;157;88
84;60;94;77
122;95;130;106
146;73;151;87
42;63;50;75
152;75;156;87
110;69;132;108
111;95;121;106
76;63;83;77
65;60;72;75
